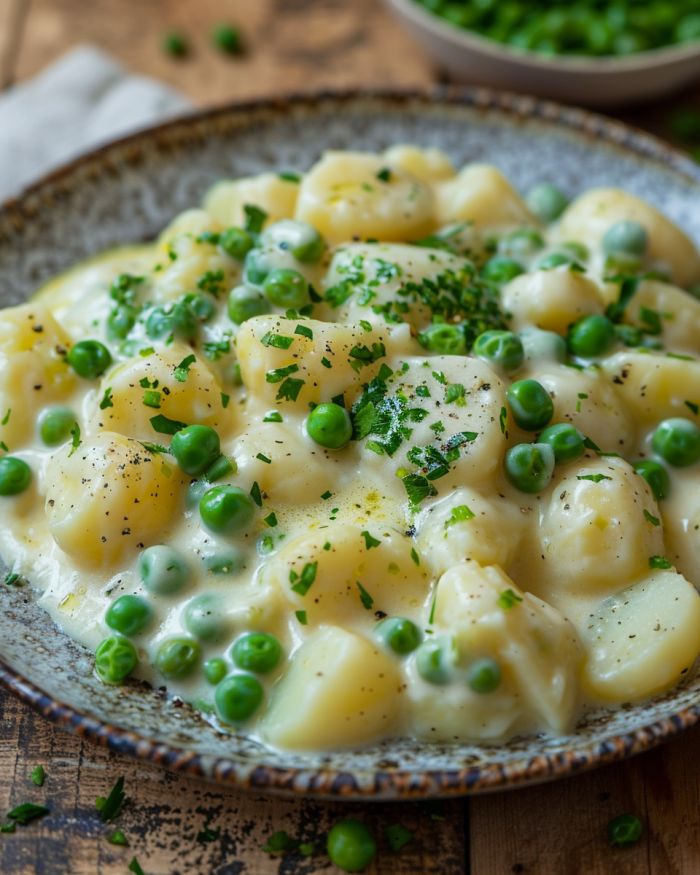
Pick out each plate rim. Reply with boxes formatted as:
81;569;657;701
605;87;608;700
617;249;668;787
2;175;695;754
2;86;700;799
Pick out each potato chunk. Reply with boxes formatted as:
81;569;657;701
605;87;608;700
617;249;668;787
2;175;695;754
501;269;603;334
582;570;700;701
204;173;299;227
260;626;401;749
45;431;183;568
434;164;535;233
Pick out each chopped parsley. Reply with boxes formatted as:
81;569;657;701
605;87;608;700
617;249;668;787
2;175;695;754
385;823;413;852
250;481;263;507
261;331;294;349
142;389;161;409
348;341;386;373
262;830;298;855
445;383;466;405
290;561;318;596
577;474;612;483
203;338;231;361
445;504;475;527
221;392;230;408
265;363;299;383
128;858;146;875
278;171;301;183
68;423;81;457
410;547;420;566
497;589;523;610
108;830;128;846
361;530;381;549
499;406;508;435
197;269;225;297
243;204;268;234
649;555;672;569
277;377;304;402
402;472;437;507
173;353;196;382
256;452;272;464
320;490;332;500
264;512;278;527
30;765;45;787
356;581;374;610
263;410;283;422
685;400;699;415
376;167;392;182
96;776;126;822
6;803;49;825
643;509;660;526
150;414;186;435
294;324;313;340
196;825;220;844
99;387;114;409
1;408;10;425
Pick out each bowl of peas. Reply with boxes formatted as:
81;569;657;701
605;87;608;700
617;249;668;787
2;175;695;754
386;0;700;107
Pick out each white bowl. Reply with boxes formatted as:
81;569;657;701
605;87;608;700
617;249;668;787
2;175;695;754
386;0;700;107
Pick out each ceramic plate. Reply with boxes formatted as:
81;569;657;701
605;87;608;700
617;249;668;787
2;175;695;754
1;90;700;800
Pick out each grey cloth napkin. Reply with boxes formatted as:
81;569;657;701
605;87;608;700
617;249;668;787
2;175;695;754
0;45;191;201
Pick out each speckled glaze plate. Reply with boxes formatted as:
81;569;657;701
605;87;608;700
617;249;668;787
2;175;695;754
1;90;700;800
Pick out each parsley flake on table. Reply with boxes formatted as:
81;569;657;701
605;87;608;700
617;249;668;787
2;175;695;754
96;776;126;822
30;765;45;787
7;803;49;825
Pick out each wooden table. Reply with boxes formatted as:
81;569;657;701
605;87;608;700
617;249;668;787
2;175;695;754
1;1;700;872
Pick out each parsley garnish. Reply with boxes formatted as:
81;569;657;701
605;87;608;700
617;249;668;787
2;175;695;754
348;341;386;372
376;167;392;182
265;363;299;383
445;383;466;405
445;505;475;527
294;324;313;340
7;803;49;825
142;389;161;409
320;490;332;500
221;392;230;408
30;765;45;787
278;171;301;183
644;509;660;526
196;826;220;844
497;589;523;610
173;353;196;382
649;555;672;569
277;377;304;401
263;410;283;422
577;474;612;483
243;204;267;234
290;561;318;596
295;610;308;625
385;823;413;852
499;406;508;435
1;408;10;425
264;512;278;527
605;276;640;323
108;830;128;846
128;858;146;875
321;356;332;369
402;472;437;506
96;776;126;822
250;481;263;507
361;530;381;549
256;452;271;464
139;442;169;455
263;830;298;855
356;581;374;610
410;547;420;566
68;423;81;457
685;400;699;415
203;338;231;361
261;331;294;349
197;269;225;297
150;414;186;435
99;387;114;409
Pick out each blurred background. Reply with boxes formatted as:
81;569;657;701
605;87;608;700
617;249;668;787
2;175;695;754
2;0;700;186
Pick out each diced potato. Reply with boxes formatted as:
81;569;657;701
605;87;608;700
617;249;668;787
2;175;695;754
661;472;700;583
0;304;75;448
434;164;536;233
416;486;526;575
382;145;456;183
538;457;664;596
529;363;637;454
558;188;700;288
433;563;581;732
88;344;228;441
582;570;700;701
295;151;434;245
235;314;398;410
321;242;475;331
260;626;402;749
204;174;299;227
259;522;429;626
602;350;700;425
45;431;184;568
622;279;700;356
501;269;603;334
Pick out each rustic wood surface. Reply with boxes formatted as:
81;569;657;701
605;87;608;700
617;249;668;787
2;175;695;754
2;0;700;872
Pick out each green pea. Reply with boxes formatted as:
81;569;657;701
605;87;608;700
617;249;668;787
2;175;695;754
526;183;568;223
652;418;700;467
205;454;236;482
538;423;585;464
199;485;255;534
608;813;643;849
473;329;524;372
561;241;589;262
602;220;648;257
106;304;137;340
263;268;309;308
417;323;466;355
95;635;138;684
376;617;421;655
203;657;228;685
614;324;644;347
305;402;352;449
326;820;377;873
567;314;615;358
632;459;670;501
214;673;263;723
520;327;567;364
139;545;190;595
535;251;579;270
66;340;112;379
243;248;274;286
505;442;555;493
231;632;282;674
262;219;325;263
170;425;221;476
154;636;201;679
184;293;216;323
227;285;269;324
415;638;453;685
0;457;31;496
506;379;553;431
203;549;246;575
467;657;502;694
105;595;152;637
212;23;243;55
498;228;544;259
481;256;523;285
220;227;254;260
183;594;227;642
38;406;76;446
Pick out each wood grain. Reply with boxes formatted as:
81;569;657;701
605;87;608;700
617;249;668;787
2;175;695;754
13;0;433;106
0;690;466;875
